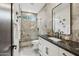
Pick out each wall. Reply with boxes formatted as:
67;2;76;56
13;4;21;55
37;3;59;35
72;4;79;42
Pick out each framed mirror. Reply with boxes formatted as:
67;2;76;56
52;3;72;35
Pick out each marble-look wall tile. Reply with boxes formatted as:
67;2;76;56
37;3;59;35
72;4;79;42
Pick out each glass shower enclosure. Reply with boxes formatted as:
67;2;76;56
20;12;38;48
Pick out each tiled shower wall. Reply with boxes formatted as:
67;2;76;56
21;18;38;41
20;13;38;47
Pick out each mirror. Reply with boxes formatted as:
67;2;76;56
52;3;71;35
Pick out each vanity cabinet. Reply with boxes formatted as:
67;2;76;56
38;37;74;56
48;42;59;56
38;37;59;56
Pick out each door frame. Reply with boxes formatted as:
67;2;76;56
11;3;13;56
11;3;21;56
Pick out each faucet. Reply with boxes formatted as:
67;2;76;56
58;31;63;39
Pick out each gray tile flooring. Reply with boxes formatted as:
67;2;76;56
19;46;40;56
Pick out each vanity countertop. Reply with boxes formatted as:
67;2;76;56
39;35;79;56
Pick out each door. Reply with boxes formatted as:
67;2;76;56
0;3;11;56
12;3;21;56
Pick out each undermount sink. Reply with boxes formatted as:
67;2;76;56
48;37;61;42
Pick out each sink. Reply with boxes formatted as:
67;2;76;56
48;37;61;42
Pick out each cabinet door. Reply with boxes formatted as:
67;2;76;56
48;43;59;56
38;37;48;56
58;48;74;56
40;38;51;55
41;38;59;56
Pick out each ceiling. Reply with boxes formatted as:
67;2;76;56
20;3;45;13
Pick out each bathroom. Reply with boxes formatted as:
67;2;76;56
0;3;79;56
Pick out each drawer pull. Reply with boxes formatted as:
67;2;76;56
63;53;67;56
46;47;48;55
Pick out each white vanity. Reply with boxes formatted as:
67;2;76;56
38;36;74;56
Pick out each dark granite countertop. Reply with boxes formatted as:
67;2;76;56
39;35;79;56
